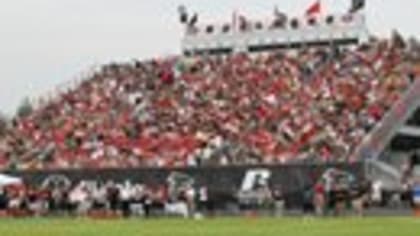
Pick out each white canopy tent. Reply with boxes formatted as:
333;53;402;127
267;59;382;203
0;174;22;187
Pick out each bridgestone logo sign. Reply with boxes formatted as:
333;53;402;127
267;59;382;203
241;169;271;192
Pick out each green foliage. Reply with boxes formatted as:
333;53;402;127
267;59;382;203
16;97;33;118
0;112;8;136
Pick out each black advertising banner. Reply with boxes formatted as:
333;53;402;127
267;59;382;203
8;163;364;207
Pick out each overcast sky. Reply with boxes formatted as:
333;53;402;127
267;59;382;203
0;0;419;115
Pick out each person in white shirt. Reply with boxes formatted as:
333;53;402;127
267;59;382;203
371;181;383;206
198;186;209;214
120;181;133;217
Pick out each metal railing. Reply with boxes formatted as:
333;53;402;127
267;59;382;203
28;64;101;111
351;76;420;162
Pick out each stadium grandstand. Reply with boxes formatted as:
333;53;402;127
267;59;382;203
1;36;419;170
0;6;419;171
1;0;420;227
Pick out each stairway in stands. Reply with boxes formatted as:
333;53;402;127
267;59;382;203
351;75;420;188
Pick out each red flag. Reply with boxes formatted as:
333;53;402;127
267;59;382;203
306;0;321;16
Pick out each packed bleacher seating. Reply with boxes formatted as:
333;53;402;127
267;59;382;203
1;37;420;170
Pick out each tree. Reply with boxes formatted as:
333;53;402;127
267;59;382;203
16;97;33;118
0;112;8;136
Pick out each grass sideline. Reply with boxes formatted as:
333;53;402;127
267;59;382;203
0;217;419;236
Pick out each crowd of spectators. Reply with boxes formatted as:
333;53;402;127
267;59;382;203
1;36;420;170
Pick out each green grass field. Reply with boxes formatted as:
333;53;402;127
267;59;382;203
0;217;419;236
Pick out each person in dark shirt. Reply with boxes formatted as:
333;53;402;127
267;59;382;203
333;188;348;216
107;184;120;213
302;186;314;215
0;187;8;210
141;192;152;218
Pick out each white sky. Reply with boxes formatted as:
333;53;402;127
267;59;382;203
0;0;419;115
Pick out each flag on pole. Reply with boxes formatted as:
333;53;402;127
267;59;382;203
178;5;189;24
274;6;288;25
306;0;321;16
189;13;198;27
349;0;365;13
238;14;249;31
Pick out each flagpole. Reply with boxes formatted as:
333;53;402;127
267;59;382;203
320;0;323;16
232;9;237;35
